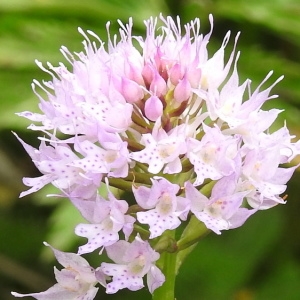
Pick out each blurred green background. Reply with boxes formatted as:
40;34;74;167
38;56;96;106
1;0;300;299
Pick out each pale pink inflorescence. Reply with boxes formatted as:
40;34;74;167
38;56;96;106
13;14;300;299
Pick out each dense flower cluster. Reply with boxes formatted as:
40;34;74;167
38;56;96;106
12;14;299;299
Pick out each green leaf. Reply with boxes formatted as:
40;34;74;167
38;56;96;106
214;0;300;47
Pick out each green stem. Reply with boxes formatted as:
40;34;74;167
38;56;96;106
132;224;150;240
176;216;210;273
108;171;152;192
152;252;177;300
176;216;209;251
152;231;177;300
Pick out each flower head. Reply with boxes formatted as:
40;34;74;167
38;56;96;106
13;13;300;299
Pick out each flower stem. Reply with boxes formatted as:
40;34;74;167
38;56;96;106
152;252;177;300
176;216;209;273
152;231;177;300
176;216;209;251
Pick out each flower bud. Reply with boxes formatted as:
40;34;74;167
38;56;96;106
174;75;191;103
121;77;143;103
144;95;163;121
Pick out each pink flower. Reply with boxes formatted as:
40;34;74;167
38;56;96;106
240;147;298;209
204;67;284;128
73;189;135;254
187;124;240;185
130;120;188;174
185;175;255;234
101;236;164;294
72;132;131;179
133;177;190;238
13;133;100;198
11;243;103;300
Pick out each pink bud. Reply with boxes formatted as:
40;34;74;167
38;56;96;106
121;77;143;103
174;76;191;103
150;69;167;97
187;62;202;88
125;61;145;86
154;47;164;70
144;95;163;121
169;63;183;85
142;63;154;86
